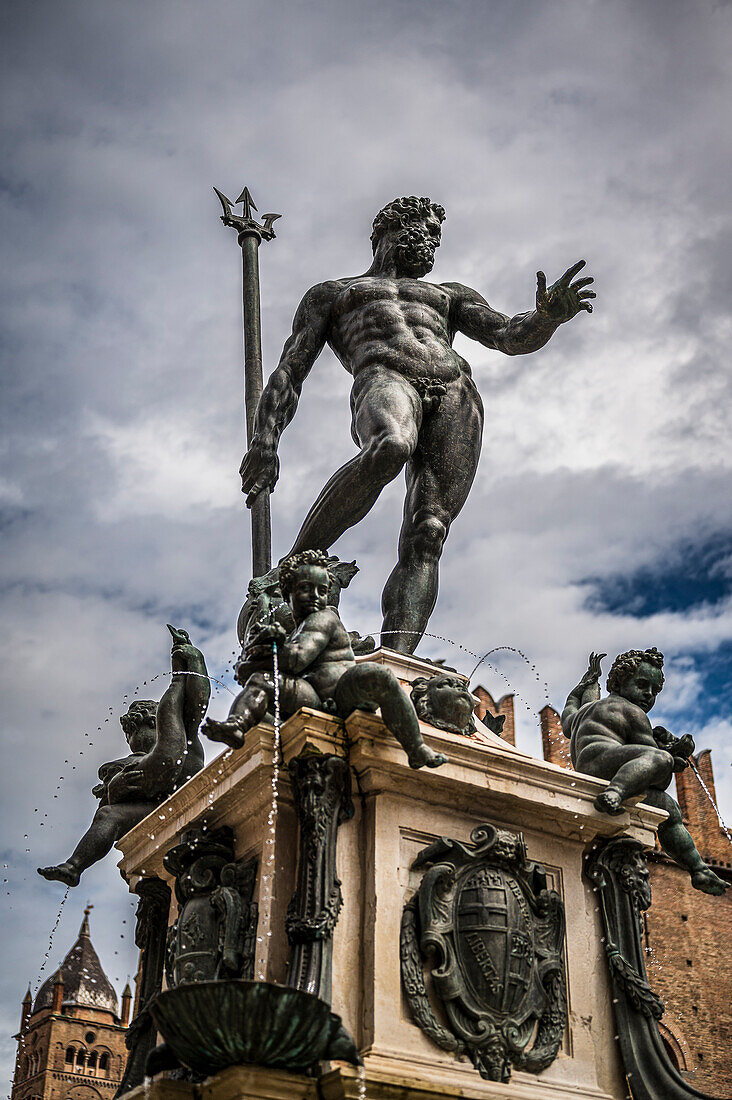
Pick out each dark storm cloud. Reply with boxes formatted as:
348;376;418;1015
2;0;732;1083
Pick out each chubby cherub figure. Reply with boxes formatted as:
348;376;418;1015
38;626;210;887
562;648;728;896
202;549;446;769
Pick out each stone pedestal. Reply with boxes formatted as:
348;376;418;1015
117;650;665;1100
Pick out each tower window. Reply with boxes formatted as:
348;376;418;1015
65;1047;74;1065
87;1051;97;1075
75;1049;86;1070
99;1052;110;1075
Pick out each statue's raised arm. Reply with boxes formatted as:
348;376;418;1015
447;260;595;356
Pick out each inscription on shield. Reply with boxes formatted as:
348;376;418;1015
456;867;533;1016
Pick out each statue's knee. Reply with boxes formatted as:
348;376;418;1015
650;748;673;784
364;434;412;482
410;512;449;559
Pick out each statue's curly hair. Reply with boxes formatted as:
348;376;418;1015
607;648;664;695
278;549;333;600
410;674;476;734
371;196;446;253
120;699;157;740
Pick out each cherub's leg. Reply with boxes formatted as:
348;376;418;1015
643;789;729;895
576;744;674;815
37;803;151;886
202;674;321;750
202;676;272;749
334;664;447;769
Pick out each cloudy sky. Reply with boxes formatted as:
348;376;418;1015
2;0;731;1085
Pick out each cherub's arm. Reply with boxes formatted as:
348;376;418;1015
279;611;336;675
561;652;606;734
240;282;336;504
447;262;594;357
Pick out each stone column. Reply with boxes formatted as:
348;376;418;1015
116;877;172;1098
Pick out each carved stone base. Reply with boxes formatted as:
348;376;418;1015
117;649;668;1100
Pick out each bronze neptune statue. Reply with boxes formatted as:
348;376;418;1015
240;196;595;652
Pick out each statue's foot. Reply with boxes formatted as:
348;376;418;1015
37;862;80;887
200;717;246;750
408;746;448;770
691;867;730;896
594;788;626;815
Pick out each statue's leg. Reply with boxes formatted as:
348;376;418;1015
37;803;151;886
202;675;273;749
644;788;729;895
288;366;421;554
575;743;674;814
381;373;483;653
334;664;446;769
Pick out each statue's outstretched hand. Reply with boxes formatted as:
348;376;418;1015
240;439;280;507
580;651;606;687
536;261;595;323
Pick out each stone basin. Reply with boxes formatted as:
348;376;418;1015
149;979;362;1077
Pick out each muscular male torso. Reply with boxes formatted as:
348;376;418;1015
326;277;469;384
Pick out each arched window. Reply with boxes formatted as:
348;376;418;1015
65;1046;75;1066
75;1048;86;1071
87;1051;97;1076
99;1052;109;1076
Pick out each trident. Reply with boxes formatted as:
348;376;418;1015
214;185;281;578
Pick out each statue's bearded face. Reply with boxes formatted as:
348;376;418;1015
392;213;442;277
619;661;664;713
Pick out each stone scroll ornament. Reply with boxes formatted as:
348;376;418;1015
144;826;258;1078
585;837;718;1100
285;747;354;1002
400;824;566;1083
115;878;172;1097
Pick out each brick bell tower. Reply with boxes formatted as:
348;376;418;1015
11;907;131;1100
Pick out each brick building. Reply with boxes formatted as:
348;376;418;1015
11;908;131;1100
476;688;731;1097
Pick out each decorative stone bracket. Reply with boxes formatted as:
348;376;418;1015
285;747;354;1002
585;837;716;1100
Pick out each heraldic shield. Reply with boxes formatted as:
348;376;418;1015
400;824;567;1083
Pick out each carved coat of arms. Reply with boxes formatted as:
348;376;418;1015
400;824;566;1082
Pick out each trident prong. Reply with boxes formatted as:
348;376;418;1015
214;185;281;242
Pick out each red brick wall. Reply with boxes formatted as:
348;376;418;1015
644;854;732;1095
473;687;516;745
539;704;572;769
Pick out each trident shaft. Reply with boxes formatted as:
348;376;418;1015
215;186;281;578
